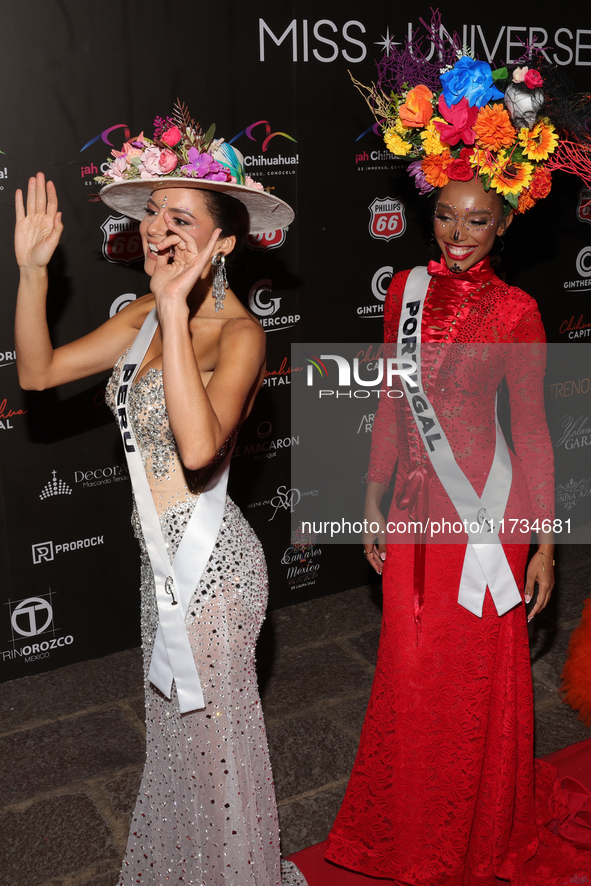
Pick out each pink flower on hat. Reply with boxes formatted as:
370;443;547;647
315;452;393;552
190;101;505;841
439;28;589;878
107;156;129;181
245;175;264;190
524;69;543;89
158;149;178;174
139;146;163;179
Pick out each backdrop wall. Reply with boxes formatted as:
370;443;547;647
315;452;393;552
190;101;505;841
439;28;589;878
1;2;590;680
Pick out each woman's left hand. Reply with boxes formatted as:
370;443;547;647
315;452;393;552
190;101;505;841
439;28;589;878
150;215;222;310
524;548;555;622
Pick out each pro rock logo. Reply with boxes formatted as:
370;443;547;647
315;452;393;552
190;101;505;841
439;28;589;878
101;215;143;265
368;197;406;242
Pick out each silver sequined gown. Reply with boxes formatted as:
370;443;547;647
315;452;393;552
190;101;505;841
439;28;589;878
106;358;306;886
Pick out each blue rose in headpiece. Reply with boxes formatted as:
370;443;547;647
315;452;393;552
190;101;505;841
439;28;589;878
440;56;504;108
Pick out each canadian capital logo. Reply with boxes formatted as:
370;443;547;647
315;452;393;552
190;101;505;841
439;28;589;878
369;197;406;241
101;216;143;265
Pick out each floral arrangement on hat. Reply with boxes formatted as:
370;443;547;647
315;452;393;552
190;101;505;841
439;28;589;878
353;13;562;214
95;100;264;192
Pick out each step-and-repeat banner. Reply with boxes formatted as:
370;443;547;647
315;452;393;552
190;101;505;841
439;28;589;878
0;2;589;680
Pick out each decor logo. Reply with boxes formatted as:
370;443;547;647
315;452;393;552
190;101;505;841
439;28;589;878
368;198;406;242
577;188;591;225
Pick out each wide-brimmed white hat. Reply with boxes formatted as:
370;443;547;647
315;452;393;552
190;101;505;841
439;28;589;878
97;113;294;235
100;173;294;235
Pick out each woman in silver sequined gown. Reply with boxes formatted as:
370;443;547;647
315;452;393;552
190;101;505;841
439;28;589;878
14;159;305;885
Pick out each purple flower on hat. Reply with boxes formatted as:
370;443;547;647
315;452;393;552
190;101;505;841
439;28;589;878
440;56;503;108
181;148;230;181
408;160;433;195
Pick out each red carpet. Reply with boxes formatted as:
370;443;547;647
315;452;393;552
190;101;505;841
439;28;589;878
287;738;591;885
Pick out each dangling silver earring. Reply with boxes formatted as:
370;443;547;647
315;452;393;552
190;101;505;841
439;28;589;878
211;253;228;312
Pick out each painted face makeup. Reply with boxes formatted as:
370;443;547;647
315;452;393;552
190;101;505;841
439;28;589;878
433;178;511;273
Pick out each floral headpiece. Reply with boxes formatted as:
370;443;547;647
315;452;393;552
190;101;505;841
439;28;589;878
96;100;263;191
95;101;295;234
354;15;563;214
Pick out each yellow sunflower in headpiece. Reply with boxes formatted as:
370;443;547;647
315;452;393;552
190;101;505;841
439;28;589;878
518;119;559;162
489;150;534;196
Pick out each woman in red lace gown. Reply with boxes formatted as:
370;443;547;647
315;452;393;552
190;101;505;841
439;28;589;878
325;178;591;885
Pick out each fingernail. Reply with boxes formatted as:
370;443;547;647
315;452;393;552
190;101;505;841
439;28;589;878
525;594;531;603
380;553;386;561
528;615;534;623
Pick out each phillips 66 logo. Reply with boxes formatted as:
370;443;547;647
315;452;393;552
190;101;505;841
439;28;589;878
577;189;591;225
247;229;287;251
101;215;143;265
368;197;406;242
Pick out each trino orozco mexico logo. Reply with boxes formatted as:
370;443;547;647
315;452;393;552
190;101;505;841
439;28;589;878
3;592;74;664
368;197;406;241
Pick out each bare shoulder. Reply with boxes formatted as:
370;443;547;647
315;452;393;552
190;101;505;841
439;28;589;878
114;293;155;330
220;313;265;348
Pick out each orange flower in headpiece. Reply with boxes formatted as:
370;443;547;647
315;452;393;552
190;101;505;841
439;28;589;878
474;104;516;152
422;151;453;187
399;85;434;128
518;120;559;161
515;168;552;213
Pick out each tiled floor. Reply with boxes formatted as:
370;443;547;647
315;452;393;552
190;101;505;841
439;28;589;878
2;546;591;886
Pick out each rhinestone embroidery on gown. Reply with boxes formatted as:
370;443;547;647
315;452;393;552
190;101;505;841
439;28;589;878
106;357;307;886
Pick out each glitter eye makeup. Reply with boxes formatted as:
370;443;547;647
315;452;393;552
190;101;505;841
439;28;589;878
434;204;496;232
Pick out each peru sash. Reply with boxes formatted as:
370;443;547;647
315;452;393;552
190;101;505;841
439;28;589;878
115;307;232;712
398;267;521;617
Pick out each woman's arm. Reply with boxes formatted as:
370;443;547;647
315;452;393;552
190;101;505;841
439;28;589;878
505;299;555;619
150;214;265;470
15;173;143;390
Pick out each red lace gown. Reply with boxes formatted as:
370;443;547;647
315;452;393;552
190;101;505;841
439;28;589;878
325;258;591;886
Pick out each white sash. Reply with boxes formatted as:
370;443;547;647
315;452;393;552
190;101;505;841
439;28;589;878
115;307;233;712
398;267;522;617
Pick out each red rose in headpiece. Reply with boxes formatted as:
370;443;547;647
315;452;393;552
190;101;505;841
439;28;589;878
524;69;543;89
447;159;474;181
434;96;478;146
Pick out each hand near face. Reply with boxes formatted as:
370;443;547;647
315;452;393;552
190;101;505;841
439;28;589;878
149;213;222;312
15;173;64;271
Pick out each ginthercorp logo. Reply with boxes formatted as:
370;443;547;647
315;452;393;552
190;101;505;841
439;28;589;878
369;197;406;241
248;280;300;331
357;265;393;317
101;216;143;265
32;535;104;564
3;591;74;663
39;470;73;501
304;352;413;399
247;229;287;251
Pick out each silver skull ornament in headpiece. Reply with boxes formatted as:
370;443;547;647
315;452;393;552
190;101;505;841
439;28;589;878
504;82;545;130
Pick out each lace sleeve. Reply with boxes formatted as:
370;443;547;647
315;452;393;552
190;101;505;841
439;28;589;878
504;297;554;521
367;270;411;485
